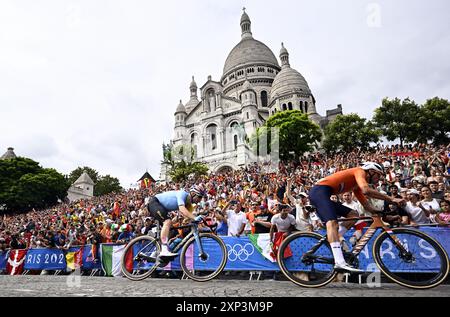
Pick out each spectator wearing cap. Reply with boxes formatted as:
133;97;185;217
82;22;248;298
141;217;155;235
404;189;431;225
117;224;134;244
267;193;278;214
245;201;260;235
221;198;247;238
286;177;313;231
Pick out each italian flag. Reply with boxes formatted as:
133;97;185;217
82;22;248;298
248;233;276;263
101;245;133;277
249;233;293;262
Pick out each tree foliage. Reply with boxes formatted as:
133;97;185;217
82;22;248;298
169;161;209;183
94;175;123;197
373;98;421;146
0;158;69;213
68;166;99;185
416;97;450;145
68;166;122;197
323;114;381;152
250;110;322;160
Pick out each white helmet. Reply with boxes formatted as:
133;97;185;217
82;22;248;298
361;162;385;175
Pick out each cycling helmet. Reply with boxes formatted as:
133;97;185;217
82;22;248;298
190;184;206;198
361;162;385;175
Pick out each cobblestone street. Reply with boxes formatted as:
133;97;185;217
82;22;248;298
0;276;449;297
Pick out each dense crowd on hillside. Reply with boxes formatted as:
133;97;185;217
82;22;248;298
1;143;449;253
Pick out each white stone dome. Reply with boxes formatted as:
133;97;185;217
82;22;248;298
270;43;311;104
270;68;311;103
175;100;186;113
223;38;279;77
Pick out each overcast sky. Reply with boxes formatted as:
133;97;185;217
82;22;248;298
1;0;449;188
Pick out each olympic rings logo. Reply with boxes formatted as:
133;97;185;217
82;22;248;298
226;243;255;262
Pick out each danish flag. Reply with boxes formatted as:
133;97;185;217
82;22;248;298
6;250;27;275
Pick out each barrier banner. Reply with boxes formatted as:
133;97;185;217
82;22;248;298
23;248;66;271
0;251;8;271
354;227;450;272
223;237;279;271
81;245;102;270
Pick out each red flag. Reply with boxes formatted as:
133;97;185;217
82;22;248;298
74;248;83;269
113;201;120;219
6;250;27;275
125;246;134;273
270;232;293;260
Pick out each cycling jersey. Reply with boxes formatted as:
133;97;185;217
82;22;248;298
155;190;191;210
148;190;193;223
317;167;369;204
310;168;370;223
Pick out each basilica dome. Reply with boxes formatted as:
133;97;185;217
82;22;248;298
223;39;279;76
270;43;311;104
222;10;279;78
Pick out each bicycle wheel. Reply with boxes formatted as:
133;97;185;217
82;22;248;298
121;236;161;281
180;233;227;282
373;228;449;289
278;232;337;288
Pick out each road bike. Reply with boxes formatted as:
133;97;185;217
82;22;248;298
120;218;227;282
277;214;449;289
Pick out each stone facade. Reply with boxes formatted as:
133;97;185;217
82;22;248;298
166;10;343;178
67;172;94;202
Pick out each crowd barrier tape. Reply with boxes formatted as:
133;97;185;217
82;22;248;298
0;227;449;274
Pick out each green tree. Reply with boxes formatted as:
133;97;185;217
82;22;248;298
323;114;381;152
68;166;99;185
94;175;123;196
250;110;322;160
417;97;450;145
169;161;209;183
0;158;69;213
373;97;421;146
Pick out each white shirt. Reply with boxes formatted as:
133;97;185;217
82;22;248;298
267;199;278;212
405;202;430;224
271;213;296;232
342;200;365;216
420;199;440;212
226;210;248;237
294;203;310;231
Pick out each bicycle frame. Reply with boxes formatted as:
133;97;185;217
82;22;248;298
170;223;206;258
137;221;207;259
304;215;410;264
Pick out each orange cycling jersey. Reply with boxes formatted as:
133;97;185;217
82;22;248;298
317;167;369;204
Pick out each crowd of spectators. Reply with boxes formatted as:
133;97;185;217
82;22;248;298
1;143;449;255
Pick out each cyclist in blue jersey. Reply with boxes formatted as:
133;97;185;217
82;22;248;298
147;184;206;257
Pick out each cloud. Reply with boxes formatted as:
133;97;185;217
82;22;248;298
0;0;449;187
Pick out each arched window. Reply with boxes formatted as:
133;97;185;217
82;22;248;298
282;104;287;111
288;102;293;110
305;101;309;113
234;135;238;150
206;124;218;151
190;133;198;158
261;91;268;107
300;101;304;113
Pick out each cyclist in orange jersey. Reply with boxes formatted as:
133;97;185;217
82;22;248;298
309;162;405;273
